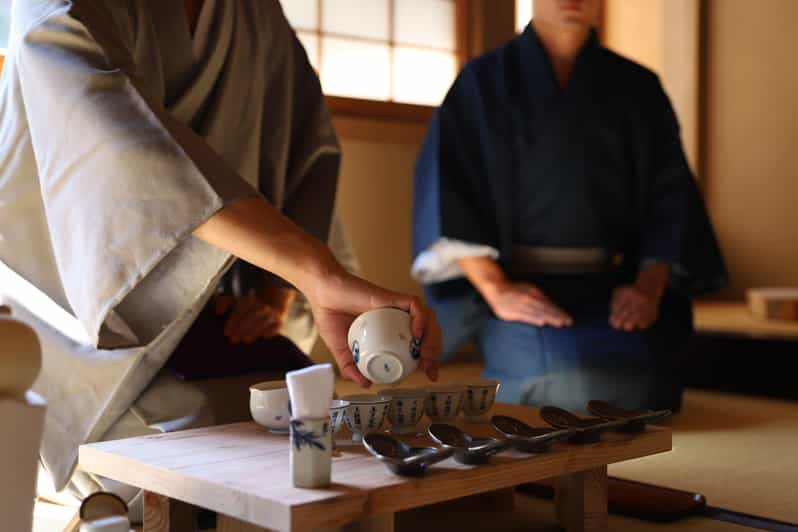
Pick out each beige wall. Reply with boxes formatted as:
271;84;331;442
603;0;665;75
603;0;700;173
704;0;798;297
335;138;424;300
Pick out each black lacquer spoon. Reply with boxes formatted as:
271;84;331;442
540;406;627;443
586;400;672;433
428;424;511;465
363;433;454;476
490;415;573;452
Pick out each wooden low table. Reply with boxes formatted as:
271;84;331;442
79;404;671;532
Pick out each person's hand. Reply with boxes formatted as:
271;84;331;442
609;285;659;331
304;267;442;388
215;287;294;344
484;282;573;327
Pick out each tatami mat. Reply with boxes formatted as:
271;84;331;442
611;388;798;524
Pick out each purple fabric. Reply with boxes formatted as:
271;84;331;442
165;307;314;381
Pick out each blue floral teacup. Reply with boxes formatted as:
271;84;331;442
424;384;465;424
249;380;291;433
347;308;421;385
329;399;349;435
462;380;500;423
380;388;427;435
341;394;390;442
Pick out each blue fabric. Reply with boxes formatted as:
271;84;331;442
428;280;684;413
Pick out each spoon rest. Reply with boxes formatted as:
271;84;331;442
427;423;510;464
540;406;626;443
586;400;672;433
490;415;572;453
363;432;453;476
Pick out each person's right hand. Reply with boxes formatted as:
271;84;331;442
304;265;442;388
484;282;573;327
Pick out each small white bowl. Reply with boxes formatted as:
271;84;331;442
330;399;350;435
462;380;500;423
249;380;291;433
380;388;428;435
424;384;465;424
341;394;390;442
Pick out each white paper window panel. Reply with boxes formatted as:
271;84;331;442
516;0;534;33
393;47;457;106
296;32;320;71
279;0;318;31
320;37;391;101
322;0;390;41
394;0;456;50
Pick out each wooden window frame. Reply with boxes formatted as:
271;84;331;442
322;0;471;124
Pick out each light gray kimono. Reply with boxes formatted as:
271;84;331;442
0;0;339;490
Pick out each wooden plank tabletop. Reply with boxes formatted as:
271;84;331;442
693;301;798;340
79;404;671;532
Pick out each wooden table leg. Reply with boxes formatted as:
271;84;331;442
143;492;197;532
554;466;608;532
338;512;394;532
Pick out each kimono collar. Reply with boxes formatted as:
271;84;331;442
152;0;234;125
518;23;602;102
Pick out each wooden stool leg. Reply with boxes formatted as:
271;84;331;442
143;492;198;532
554;466;608;532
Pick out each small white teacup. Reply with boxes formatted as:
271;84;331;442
341;394;390;442
249;380;291;433
424;384;465;424
380;388;428;435
347;308;421;385
329;399;350;435
462;380;500;423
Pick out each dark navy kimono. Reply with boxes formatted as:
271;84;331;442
413;26;725;412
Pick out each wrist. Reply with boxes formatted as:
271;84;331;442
634;262;670;304
294;242;345;296
477;278;511;305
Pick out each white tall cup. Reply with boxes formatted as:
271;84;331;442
289;417;332;488
347;308;420;385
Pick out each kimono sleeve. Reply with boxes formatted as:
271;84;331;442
638;82;691;265
281;34;340;244
15;5;257;348
640;80;726;294
413;65;499;264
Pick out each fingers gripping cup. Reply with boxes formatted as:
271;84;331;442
348;308;421;385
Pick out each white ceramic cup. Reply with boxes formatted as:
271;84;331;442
329;399;350;435
347;308;421;385
462;380;500;423
289;417;332;488
380;388;428;435
424;384;465;424
341;394;390;442
249;380;291;433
